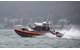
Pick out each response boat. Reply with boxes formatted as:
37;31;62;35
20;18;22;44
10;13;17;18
14;22;50;37
14;21;63;37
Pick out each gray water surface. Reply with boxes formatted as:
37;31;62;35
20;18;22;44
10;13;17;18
0;29;80;48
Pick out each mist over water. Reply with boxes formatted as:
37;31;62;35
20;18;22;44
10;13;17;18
44;18;80;39
56;19;80;39
45;25;80;40
59;25;80;39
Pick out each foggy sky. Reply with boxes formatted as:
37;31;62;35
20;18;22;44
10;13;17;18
0;1;80;25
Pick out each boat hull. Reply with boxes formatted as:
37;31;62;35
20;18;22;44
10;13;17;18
14;28;45;37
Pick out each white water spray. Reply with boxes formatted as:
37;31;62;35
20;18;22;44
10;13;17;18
61;26;80;39
46;25;80;39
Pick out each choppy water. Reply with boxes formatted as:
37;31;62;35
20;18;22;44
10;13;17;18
0;29;80;48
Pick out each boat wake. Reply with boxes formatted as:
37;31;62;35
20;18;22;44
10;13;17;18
45;26;80;39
